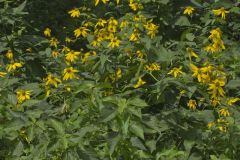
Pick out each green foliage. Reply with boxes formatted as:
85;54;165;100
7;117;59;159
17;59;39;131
1;0;240;159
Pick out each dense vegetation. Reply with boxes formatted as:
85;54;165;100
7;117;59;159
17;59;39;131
0;0;240;159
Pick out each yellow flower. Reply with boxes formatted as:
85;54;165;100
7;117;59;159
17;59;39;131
62;46;71;53
134;77;146;88
6;50;13;60
6;62;23;72
95;19;107;28
81;53;90;63
49;37;59;48
180;90;186;96
206;28;226;54
136;50;144;59
68;8;80;18
16;90;31;104
65;37;72;43
211;97;221;107
209;28;222;40
110;68;122;81
133;14;144;22
190;64;202;82
183;6;194;16
208;78;225;98
120;20;128;29
212;39;225;52
63;67;79;80
218;108;230;117
190;64;211;83
108;37;121;48
91;39;101;48
129;0;143;11
204;45;215;53
168;66;183;78
217;118;228;124
187;99;197;110
45;86;51;97
204;41;225;53
0;72;7;77
74;27;89;38
83;21;92;28
92;51;97;56
65;86;71;92
95;0;109;6
44;73;61;88
187;48;198;58
129;29;140;42
26;48;32;53
108;17;118;26
52;50;60;58
212;7;229;19
107;25;117;33
218;126;227;132
144;20;159;39
144;63;160;71
65;50;81;63
207;121;214;129
227;97;240;106
44;28;51;37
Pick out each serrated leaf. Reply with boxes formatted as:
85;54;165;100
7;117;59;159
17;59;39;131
7;94;17;105
127;98;148;108
49;119;65;135
109;135;121;155
130;122;144;140
22;100;41;107
130;137;147;150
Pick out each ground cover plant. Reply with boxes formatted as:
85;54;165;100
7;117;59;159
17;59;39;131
0;0;240;159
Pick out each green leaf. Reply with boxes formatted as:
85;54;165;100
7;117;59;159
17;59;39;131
130;122;144;140
13;141;24;156
190;0;203;7
22;100;41;107
49;119;65;135
130;137;147;150
121;117;130;136
210;155;219;160
155;46;176;63
7;94;17;105
100;54;109;71
127;98;148;108
117;98;127;113
13;0;27;14
226;80;240;89
188;152;202;160
25;109;43;119
146;140;156;153
184;140;195;157
175;16;191;26
192;110;214;123
141;36;151;50
154;0;170;4
230;7;240;14
109;135;121;155
185;33;195;41
75;125;97;139
74;81;95;94
2;78;19;87
100;110;118;122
